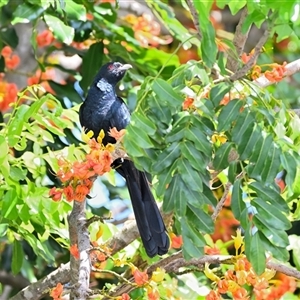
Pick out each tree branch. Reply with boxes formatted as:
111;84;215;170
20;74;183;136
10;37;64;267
185;0;202;40
230;12;274;81
227;7;250;72
100;251;300;299
68;200;91;300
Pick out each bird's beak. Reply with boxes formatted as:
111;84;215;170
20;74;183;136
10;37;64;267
119;64;132;71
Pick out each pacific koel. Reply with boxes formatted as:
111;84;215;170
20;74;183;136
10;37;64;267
79;62;170;257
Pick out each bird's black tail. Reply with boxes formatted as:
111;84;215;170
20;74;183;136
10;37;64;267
114;159;169;257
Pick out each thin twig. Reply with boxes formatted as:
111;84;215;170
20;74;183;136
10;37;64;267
185;0;202;40
266;261;300;280
230;12;275;81
227;7;250;72
91;267;135;286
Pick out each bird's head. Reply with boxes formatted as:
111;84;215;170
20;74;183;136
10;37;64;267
98;62;132;85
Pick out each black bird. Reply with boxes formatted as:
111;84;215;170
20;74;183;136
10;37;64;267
79;62;169;257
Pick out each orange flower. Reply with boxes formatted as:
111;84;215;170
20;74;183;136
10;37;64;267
220;93;230;105
241;49;255;64
235;257;251;272
0;81;18;112
50;282;63;300
246;270;257;285
72;161;95;180
63;185;74;202
74;184;89;202
205;290;221;300
132;268;149;286
170;233;182;249
70;244;80;260
27;68;55;86
37;30;55;47
236;270;247;286
1;46;13;57
147;288;160;300
49;187;62;201
121;294;130;300
182;97;194;110
5;54;20;69
217;279;229;294
264;62;286;82
251;65;261;80
225;269;237;281
216;38;229;52
1;46;20;70
109;127;126;141
204;245;220;255
232;287;248;299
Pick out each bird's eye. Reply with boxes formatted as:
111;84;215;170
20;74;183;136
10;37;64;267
108;64;114;70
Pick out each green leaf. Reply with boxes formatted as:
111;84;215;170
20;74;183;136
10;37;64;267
181;217;205;260
231;179;246;220
253;216;289;247
7;105;30;147
228;1;247;15
12;240;24;274
147;0;195;48
252;198;291;230
152;78;183;107
200;22;217;68
185;125;212;158
249;231;266;275
23;96;49;120
232;111;256;144
259;232;289;262
260;144;281;184
177;158;203;193
180;141;208;173
0;224;8;236
152;143;180;174
126;123;154;149
44;15;74;44
247;134;274;179
10;166;27;181
273;24;293;43
187;204;214;234
0;135;10;179
210;82;231;107
163;174;179;212
64;1;86;21
249;182;289;213
217;99;244;131
236;125;261;160
281;151;297;190
12;3;45;24
213;142;233;170
49;81;83;104
228;161;237;183
130;112;156;136
80;42;104;93
0;27;19;48
242;11;267;33
123;135;146;158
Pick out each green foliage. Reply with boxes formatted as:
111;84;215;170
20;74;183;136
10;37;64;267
0;0;300;298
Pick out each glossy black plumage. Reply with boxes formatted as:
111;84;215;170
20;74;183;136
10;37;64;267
79;62;169;257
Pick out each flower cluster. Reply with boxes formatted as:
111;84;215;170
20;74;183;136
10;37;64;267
205;230;296;300
241;50;287;83
1;46;20;70
0;73;18;112
49;130;116;203
123;13;172;47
